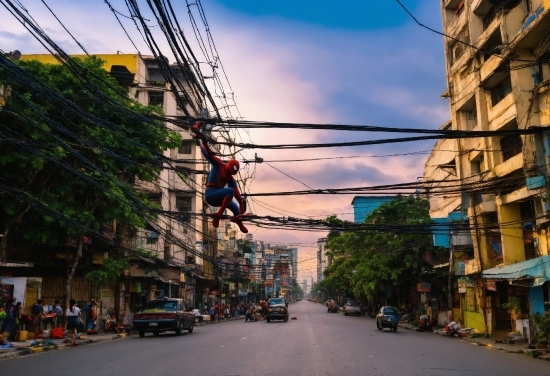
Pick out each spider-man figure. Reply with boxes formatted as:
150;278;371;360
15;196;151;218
191;121;248;233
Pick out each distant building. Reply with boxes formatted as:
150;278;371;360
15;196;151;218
351;196;396;223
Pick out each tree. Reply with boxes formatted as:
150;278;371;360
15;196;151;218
323;196;432;301
0;56;181;306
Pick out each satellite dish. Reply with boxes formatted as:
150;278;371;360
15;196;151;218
10;50;21;61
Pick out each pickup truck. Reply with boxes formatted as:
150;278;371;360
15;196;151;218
133;298;195;337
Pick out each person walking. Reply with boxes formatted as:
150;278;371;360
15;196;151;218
66;299;81;346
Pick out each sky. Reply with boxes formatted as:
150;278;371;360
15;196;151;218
0;0;450;284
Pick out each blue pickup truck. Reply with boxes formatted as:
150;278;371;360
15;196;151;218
133;298;195;337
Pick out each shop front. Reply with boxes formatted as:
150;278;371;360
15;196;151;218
483;255;550;341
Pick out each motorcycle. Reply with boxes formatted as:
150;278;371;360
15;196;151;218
416;315;435;332
327;302;339;313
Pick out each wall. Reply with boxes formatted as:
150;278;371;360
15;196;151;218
464;311;485;332
498;203;526;264
529;286;545;315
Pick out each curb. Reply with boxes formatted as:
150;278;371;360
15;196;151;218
0;334;129;361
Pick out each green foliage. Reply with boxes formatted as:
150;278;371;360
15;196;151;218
321;196;432;298
502;297;521;316
136;248;158;259
534;313;550;345
0;56;181;252
85;258;129;286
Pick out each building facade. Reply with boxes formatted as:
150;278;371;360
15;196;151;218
430;0;550;339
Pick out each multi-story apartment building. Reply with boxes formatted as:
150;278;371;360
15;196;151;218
20;53;209;310
317;238;330;283
429;0;550;339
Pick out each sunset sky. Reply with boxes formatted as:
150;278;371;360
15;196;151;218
0;0;449;283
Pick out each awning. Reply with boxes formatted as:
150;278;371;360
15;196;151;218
482;254;550;281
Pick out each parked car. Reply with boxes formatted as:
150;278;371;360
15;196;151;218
133;298;195;337
265;297;289;323
343;300;361;316
376;306;400;332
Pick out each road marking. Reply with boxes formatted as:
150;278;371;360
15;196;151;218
241;337;246;340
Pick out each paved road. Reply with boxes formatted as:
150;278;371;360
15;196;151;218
2;301;549;376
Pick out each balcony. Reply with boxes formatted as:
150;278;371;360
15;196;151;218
494;153;523;177
480;54;506;85
488;94;516;131
469;199;497;216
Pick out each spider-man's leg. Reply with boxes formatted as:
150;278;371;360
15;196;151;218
205;187;237;228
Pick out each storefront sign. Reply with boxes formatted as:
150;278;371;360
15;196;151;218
458;277;473;293
417;282;431;293
485;280;497;291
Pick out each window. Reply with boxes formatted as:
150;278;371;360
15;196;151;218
500;134;522;161
178;140;193;154
176;196;192;212
448;28;470;65
148;91;164;107
146;231;159;244
490;76;512;106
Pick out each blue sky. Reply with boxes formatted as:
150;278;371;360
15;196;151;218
0;0;449;280
215;0;421;30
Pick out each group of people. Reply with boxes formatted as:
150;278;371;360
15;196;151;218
204;302;236;322
203;300;271;323
0;297;98;346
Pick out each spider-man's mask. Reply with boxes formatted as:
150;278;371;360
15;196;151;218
226;159;240;175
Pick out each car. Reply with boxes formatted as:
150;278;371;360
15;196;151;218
133;298;195;337
265;297;289;322
376;306;400;332
343;300;361;316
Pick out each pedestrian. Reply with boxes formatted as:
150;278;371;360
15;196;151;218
213;302;219;322
31;299;44;337
53;300;63;328
66;299;81;346
0;298;16;340
84;299;97;331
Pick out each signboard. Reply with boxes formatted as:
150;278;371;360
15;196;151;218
458;277;467;293
455;262;465;276
417;282;431;293
485;280;497;291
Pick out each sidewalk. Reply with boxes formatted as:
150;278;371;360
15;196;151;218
0;332;128;360
398;322;550;361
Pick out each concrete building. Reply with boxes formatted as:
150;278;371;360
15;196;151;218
20;53;209;309
316;238;330;283
351;196;396;223
432;0;550;339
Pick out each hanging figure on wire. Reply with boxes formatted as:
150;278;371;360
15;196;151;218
191;121;248;233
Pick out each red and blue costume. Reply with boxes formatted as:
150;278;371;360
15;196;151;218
191;122;248;233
